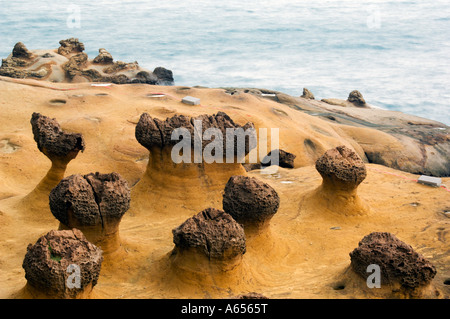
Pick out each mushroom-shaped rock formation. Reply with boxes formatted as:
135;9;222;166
171;208;246;272
57;38;85;56
261;149;296;169
12;42;34;59
348;232;437;297
301;88;315;100
223;175;280;233
93;48;113;64
347;90;366;107
132;111;256;215
49;172;131;254
21;229;103;299
305;145;368;216
21;113;85;211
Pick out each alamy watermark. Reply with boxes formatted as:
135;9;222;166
170;121;280;173
67;4;81;29
366;264;381;288
66;264;81;289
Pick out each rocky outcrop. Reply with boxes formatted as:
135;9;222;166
315;145;367;192
49;172;131;253
347;90;366;106
349;232;437;289
172;208;246;260
232;292;269;299
57;38;85;56
222;176;280;231
22;229;103;299
93;48;113;64
301;88;315;100
0;39;174;85
31;112;85;159
135;111;256;159
261;149;296;169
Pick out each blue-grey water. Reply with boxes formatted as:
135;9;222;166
1;0;449;124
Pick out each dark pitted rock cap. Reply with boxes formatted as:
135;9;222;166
315;145;366;189
93;48;113;64
12;42;33;59
261;149;296;168
172;208;246;260
135;112;256;156
22;229;103;298
153;66;174;85
347;90;366;106
301;88;315;100
58;38;85;56
223;175;280;226
349;232;437;288
49;172;131;227
31;112;85;158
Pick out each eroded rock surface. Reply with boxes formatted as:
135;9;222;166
49;172;131;227
22;229;103;298
301;88;315;100
222;175;280;228
315;145;367;191
347;90;366;106
31;112;85;158
349;232;437;288
135;112;256;158
261;149;296;168
172;208;246;260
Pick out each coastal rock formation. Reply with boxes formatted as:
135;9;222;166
347;90;366;106
49;172;131;253
315;145;367;192
93;48;113;64
0;39;174;85
57;38;85;56
301;88;315;100
232;292;269;299
132;111;256;214
261;149;296;169
22;229;103;299
172;208;246;261
350;232;437;289
31;112;85;159
222;176;280;231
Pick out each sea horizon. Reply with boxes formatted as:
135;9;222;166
1;0;449;124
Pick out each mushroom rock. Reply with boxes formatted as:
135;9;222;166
49;172;131;254
171;208;246;272
347;90;366;107
348;232;438;298
21;113;85;211
93;48;113;64
305;145;369;216
301;88;315;100
153;66;174;85
261;149;296;169
57;38;85;56
222;175;280;233
131;112;256;215
21;229;103;299
12;42;34;59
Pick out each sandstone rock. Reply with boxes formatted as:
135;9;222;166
349;232;437;288
261;149;296;168
222;175;280;228
103;61;139;74
348;90;366;106
49;172;130;228
135;112;256;158
12;42;33;59
315;145;366;191
58;38;85;56
22;229;103;298
30;112;85;158
62;52;88;79
93;48;113;64
172;208;246;260
232;292;269;299
153;66;174;85
301;88;315;100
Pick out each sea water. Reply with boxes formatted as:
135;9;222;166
1;0;449;124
